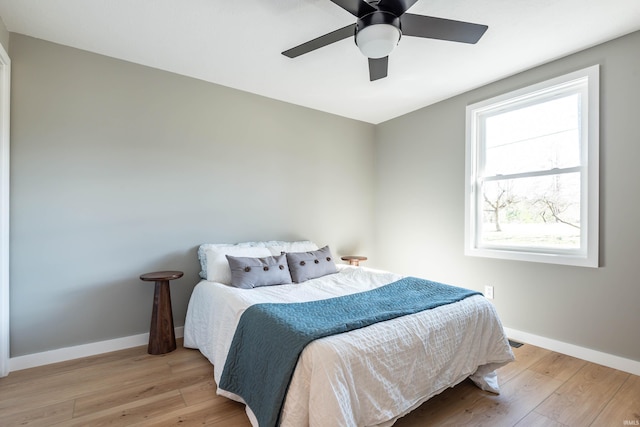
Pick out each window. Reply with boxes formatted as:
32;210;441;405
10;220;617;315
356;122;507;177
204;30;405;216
465;66;599;267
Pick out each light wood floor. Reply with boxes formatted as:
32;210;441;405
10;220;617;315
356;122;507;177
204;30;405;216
1;339;639;426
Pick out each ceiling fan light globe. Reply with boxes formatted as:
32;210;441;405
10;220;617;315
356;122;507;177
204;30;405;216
356;24;401;59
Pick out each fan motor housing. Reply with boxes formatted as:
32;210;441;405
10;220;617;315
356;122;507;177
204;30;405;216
355;11;402;37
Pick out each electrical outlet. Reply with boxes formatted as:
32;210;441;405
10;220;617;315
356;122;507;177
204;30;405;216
484;285;494;300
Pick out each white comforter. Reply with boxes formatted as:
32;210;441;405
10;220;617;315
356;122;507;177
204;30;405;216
183;266;514;427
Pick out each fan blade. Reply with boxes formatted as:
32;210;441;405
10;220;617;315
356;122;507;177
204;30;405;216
282;24;356;58
402;13;488;44
329;0;376;17
368;57;388;81
376;0;419;17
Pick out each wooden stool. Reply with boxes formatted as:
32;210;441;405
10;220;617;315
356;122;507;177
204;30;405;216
341;256;367;266
140;270;183;355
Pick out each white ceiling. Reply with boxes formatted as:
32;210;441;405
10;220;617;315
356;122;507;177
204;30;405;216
0;0;639;124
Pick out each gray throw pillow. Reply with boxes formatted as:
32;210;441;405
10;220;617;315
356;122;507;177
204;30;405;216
226;254;292;289
286;245;337;283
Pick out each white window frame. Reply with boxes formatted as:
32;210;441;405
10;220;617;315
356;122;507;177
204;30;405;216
465;65;599;267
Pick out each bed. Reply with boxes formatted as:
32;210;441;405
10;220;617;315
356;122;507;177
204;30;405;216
183;241;515;427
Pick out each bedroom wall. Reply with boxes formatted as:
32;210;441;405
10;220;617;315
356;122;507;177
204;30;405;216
9;34;376;357
374;30;640;363
0;16;8;52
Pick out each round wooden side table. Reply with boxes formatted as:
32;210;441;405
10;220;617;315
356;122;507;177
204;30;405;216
341;256;367;266
140;270;183;355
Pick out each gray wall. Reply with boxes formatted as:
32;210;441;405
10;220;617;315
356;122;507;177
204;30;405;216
375;30;640;362
9;34;376;357
0;16;7;52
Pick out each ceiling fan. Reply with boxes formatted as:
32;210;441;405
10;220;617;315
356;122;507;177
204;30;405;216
282;0;488;81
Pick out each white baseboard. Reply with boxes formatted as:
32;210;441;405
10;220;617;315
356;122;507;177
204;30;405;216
9;327;184;373
8;326;640;377
505;327;640;376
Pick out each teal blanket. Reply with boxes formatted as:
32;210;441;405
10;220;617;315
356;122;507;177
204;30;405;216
219;276;481;427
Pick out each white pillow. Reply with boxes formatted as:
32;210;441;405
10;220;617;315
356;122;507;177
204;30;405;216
198;243;251;279
264;240;319;256
201;245;271;284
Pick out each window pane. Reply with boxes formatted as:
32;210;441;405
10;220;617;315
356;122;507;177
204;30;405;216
480;173;581;249
483;94;581;176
